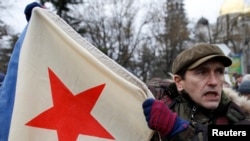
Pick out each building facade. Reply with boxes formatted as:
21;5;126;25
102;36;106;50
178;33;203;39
215;0;250;74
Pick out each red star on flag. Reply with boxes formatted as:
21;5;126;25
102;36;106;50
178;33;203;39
26;68;115;141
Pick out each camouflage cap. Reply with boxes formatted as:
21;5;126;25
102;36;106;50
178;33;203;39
172;43;232;74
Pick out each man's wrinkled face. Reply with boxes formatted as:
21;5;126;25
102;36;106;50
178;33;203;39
174;60;225;110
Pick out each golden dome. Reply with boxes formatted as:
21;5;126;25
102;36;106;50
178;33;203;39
220;0;250;16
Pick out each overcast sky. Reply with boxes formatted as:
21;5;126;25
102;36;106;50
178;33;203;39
184;0;225;24
2;0;226;33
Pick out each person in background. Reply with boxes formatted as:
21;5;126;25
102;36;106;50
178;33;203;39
237;79;250;119
238;73;250;99
146;77;174;100
238;79;250;99
142;43;250;141
232;73;243;91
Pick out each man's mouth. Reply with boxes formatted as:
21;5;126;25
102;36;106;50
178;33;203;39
204;91;219;98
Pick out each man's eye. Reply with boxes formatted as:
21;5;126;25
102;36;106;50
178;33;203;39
218;70;225;75
195;69;205;75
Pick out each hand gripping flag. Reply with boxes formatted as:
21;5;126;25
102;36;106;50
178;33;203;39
0;7;154;141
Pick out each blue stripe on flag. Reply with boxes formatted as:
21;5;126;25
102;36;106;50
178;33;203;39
0;25;28;141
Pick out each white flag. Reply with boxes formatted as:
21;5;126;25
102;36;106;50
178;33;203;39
0;7;154;141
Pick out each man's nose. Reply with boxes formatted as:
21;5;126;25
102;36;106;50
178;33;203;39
207;73;219;86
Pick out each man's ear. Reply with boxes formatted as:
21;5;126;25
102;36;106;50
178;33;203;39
174;75;184;91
